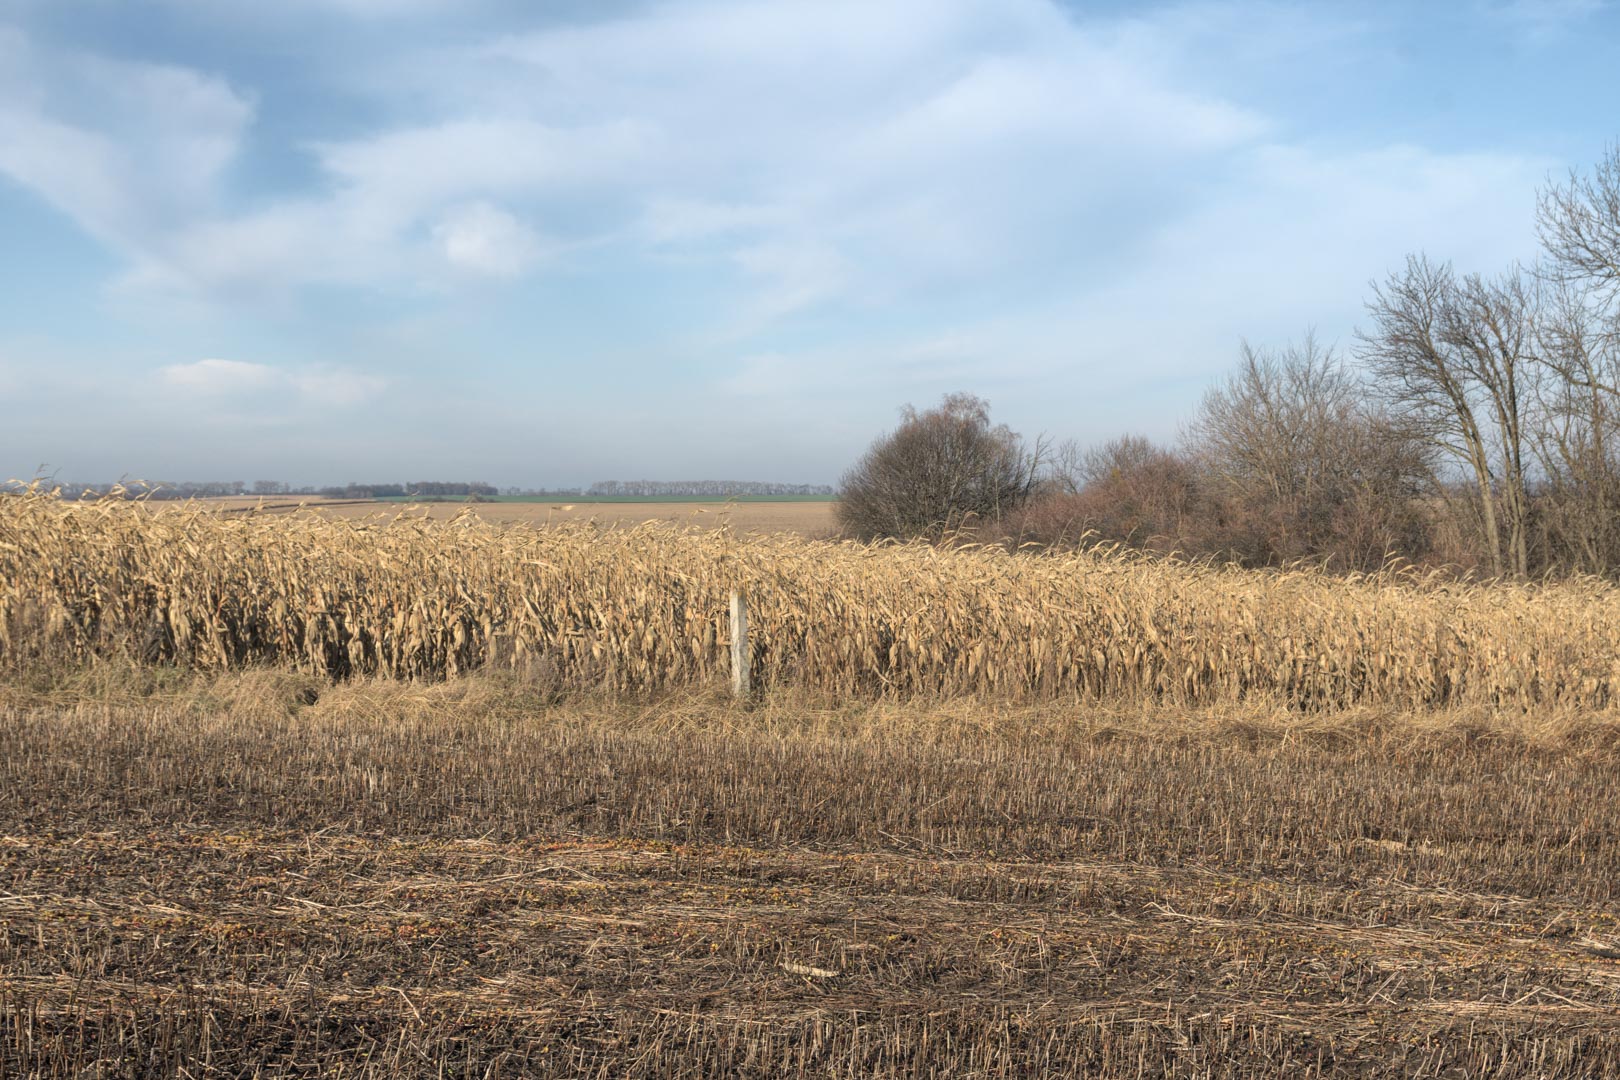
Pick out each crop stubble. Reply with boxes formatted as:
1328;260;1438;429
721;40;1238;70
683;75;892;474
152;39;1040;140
3;679;1620;1075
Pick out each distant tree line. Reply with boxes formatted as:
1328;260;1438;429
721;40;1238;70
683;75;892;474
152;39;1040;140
399;482;499;498
57;481;254;501
54;480;500;501
587;480;834;497
44;478;834;502
841;144;1620;579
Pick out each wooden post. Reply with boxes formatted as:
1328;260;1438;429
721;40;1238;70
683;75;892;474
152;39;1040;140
729;590;750;699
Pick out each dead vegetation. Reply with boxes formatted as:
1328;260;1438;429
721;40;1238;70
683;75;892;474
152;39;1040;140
3;673;1620;1076
9;488;1620;708
9;491;1620;1074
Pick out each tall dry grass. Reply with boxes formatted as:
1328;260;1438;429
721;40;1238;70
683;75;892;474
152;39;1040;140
4;487;1620;708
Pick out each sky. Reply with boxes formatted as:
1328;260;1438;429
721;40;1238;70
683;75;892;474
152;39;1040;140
2;0;1617;488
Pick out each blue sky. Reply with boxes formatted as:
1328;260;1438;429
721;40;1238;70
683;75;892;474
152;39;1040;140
2;0;1617;487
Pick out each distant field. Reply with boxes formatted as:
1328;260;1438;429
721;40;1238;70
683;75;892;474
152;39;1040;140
175;496;840;536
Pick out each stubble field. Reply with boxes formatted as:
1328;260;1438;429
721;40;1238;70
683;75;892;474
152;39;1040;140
6;492;1620;1076
5;679;1620;1077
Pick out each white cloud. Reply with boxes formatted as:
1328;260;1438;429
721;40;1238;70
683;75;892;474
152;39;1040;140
124;202;365;300
0;1;1274;312
1128;144;1548;342
160;358;278;395
161;358;385;408
0;29;252;252
714;139;1550;451
433;201;543;277
470;0;1270;322
315;118;648;206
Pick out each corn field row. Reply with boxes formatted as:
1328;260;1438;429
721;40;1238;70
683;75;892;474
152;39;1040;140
4;489;1620;707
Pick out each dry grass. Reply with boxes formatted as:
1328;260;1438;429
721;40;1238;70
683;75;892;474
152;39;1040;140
7;487;1620;708
4;674;1620;1076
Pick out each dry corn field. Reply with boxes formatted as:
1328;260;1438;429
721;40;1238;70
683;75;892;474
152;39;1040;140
8;489;1620;1077
6;488;1620;708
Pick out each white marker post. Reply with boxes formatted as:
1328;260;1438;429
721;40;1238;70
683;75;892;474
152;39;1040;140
730;590;750;699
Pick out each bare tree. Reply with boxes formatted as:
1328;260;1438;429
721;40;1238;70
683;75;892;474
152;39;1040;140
1186;334;1433;569
1357;257;1540;578
1004;435;1203;553
1538;143;1620;308
1527;281;1620;573
1527;146;1620;573
837;393;1045;541
1078;435;1203;551
1044;438;1088;497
